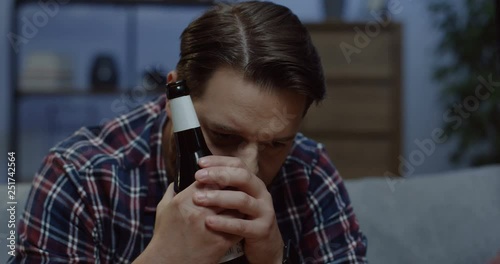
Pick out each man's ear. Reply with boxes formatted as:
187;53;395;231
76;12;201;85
167;70;178;84
165;70;177;119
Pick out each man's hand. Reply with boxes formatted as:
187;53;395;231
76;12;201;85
194;156;284;264
133;183;241;264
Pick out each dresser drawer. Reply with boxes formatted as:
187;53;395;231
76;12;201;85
314;138;394;179
302;83;393;134
308;25;393;79
301;22;402;179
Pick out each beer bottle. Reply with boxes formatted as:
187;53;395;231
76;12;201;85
166;80;248;263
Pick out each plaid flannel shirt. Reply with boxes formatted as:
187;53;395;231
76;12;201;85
10;95;367;263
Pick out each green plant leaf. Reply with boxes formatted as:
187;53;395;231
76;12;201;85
430;0;499;166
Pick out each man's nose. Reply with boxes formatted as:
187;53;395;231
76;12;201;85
236;142;259;175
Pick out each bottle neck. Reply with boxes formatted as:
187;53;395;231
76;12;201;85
170;95;200;133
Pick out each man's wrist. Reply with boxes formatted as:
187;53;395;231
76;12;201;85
132;237;171;264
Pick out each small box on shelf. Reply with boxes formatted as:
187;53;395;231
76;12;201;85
19;51;74;94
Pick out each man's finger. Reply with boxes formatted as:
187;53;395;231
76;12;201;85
195;167;264;197
193;190;259;217
205;215;265;239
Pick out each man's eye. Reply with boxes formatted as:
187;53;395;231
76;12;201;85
213;132;233;140
269;141;286;148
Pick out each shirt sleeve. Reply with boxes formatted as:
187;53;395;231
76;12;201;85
9;152;98;263
298;145;368;264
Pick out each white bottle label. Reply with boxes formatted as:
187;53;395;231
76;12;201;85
170;96;200;132
219;242;245;263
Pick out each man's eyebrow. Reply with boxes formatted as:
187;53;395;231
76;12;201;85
210;123;240;134
209;122;296;142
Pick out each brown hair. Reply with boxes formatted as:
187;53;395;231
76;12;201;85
175;1;326;113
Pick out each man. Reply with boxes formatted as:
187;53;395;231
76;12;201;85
12;1;367;263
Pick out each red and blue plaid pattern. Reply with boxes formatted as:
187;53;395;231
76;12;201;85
10;95;367;263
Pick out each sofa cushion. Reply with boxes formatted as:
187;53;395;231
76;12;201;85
344;165;500;264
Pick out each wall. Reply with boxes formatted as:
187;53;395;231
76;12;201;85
392;0;465;176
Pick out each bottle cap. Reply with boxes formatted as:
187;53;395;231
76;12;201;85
166;80;190;99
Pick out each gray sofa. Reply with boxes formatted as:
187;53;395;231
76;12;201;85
345;165;500;264
2;165;500;264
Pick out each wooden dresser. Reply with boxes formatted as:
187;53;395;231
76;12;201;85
301;22;402;179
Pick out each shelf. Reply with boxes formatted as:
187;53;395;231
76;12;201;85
9;0;219;183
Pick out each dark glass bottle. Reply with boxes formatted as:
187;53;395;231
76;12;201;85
166;80;248;264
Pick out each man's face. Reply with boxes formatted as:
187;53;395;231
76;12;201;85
191;68;306;185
